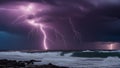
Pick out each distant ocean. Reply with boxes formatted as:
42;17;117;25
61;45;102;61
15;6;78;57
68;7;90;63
0;50;120;68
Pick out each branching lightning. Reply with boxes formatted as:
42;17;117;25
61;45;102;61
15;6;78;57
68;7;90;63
68;17;81;42
0;3;67;50
19;4;49;50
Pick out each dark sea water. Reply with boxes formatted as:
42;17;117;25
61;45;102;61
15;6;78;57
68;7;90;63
0;50;120;68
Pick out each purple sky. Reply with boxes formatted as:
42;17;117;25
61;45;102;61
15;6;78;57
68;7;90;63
0;0;120;50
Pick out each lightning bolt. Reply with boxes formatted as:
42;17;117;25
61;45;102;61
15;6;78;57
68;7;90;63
20;4;68;50
0;3;67;50
109;43;114;50
0;4;49;50
105;43;117;50
26;19;49;50
68;17;81;42
39;24;48;50
27;19;48;50
18;4;49;50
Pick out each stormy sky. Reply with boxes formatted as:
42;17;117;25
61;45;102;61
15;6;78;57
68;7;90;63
0;0;120;50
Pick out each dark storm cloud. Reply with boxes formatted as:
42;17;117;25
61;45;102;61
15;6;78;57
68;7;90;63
0;0;120;50
35;0;120;42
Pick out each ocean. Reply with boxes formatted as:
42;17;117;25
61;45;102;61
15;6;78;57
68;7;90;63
0;50;120;68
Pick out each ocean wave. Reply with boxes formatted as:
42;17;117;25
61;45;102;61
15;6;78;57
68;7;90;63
0;51;120;68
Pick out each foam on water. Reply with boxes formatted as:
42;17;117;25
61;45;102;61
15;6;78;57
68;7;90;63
100;57;120;66
0;51;119;68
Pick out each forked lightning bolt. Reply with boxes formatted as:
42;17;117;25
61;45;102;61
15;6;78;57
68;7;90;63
0;3;66;50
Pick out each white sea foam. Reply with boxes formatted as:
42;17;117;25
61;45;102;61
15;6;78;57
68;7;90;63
0;51;119;68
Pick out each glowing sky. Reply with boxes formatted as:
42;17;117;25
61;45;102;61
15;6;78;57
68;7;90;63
0;0;120;50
